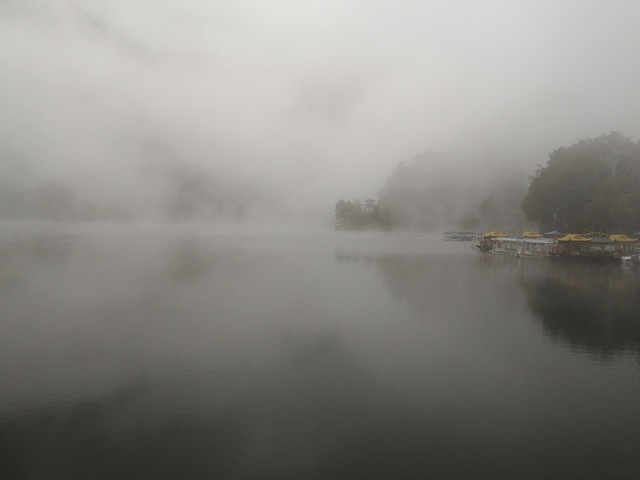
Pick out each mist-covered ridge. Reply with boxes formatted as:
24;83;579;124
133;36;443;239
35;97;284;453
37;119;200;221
3;1;640;227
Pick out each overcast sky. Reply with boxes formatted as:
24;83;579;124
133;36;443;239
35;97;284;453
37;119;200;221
2;0;640;218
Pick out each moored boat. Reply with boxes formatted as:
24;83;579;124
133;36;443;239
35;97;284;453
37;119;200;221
519;236;555;257
552;234;637;262
443;231;477;241
473;231;505;251
476;231;638;261
485;233;554;257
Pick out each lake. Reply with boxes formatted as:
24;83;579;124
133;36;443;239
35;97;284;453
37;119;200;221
1;223;640;479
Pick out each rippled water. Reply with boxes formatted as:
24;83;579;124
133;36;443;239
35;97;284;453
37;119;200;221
1;224;640;479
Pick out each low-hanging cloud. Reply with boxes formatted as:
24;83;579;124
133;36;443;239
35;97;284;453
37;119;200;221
2;0;640;223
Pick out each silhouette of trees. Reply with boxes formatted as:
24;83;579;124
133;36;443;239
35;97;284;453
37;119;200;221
336;132;640;234
522;132;640;233
334;199;379;230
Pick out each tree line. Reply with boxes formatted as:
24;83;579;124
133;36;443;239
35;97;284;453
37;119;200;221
336;132;640;235
522;132;640;233
334;199;379;230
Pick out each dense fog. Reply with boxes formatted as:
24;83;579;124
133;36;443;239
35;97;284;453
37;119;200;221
2;0;640;227
4;5;640;477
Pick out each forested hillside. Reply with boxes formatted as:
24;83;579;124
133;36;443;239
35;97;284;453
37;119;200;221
522;132;640;233
336;132;640;234
336;151;529;232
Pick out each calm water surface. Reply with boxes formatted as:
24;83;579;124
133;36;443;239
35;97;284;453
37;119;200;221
1;224;640;479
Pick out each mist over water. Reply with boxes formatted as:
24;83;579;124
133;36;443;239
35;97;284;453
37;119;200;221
2;224;640;479
3;1;640;226
3;2;640;477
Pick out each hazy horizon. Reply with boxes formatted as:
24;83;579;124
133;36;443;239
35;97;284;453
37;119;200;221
2;0;640;225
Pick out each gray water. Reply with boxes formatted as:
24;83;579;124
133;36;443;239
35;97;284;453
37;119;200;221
1;224;640;479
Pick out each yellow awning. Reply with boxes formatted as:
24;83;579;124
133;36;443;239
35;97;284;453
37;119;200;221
483;231;506;237
609;234;637;242
557;234;591;242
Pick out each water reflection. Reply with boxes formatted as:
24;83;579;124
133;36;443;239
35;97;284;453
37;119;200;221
2;230;640;479
345;248;640;359
337;250;527;333
1;327;457;480
0;231;73;292
521;262;640;358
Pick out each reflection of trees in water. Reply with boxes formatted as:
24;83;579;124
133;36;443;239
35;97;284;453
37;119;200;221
4;247;640;478
467;254;640;359
343;250;640;360
347;251;524;321
373;254;465;311
337;252;470;304
522;262;640;357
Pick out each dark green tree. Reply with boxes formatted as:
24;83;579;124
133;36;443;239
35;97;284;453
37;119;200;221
522;132;640;233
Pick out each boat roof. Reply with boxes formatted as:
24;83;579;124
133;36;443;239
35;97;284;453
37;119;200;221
483;231;506;237
556;234;637;242
609;234;637;242
557;234;591;242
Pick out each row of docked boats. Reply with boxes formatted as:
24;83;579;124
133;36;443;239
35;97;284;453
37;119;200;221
470;231;640;263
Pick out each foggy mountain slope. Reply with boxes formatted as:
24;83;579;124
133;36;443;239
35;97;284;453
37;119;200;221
0;2;289;223
375;152;529;232
0;143;286;223
2;1;640;225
